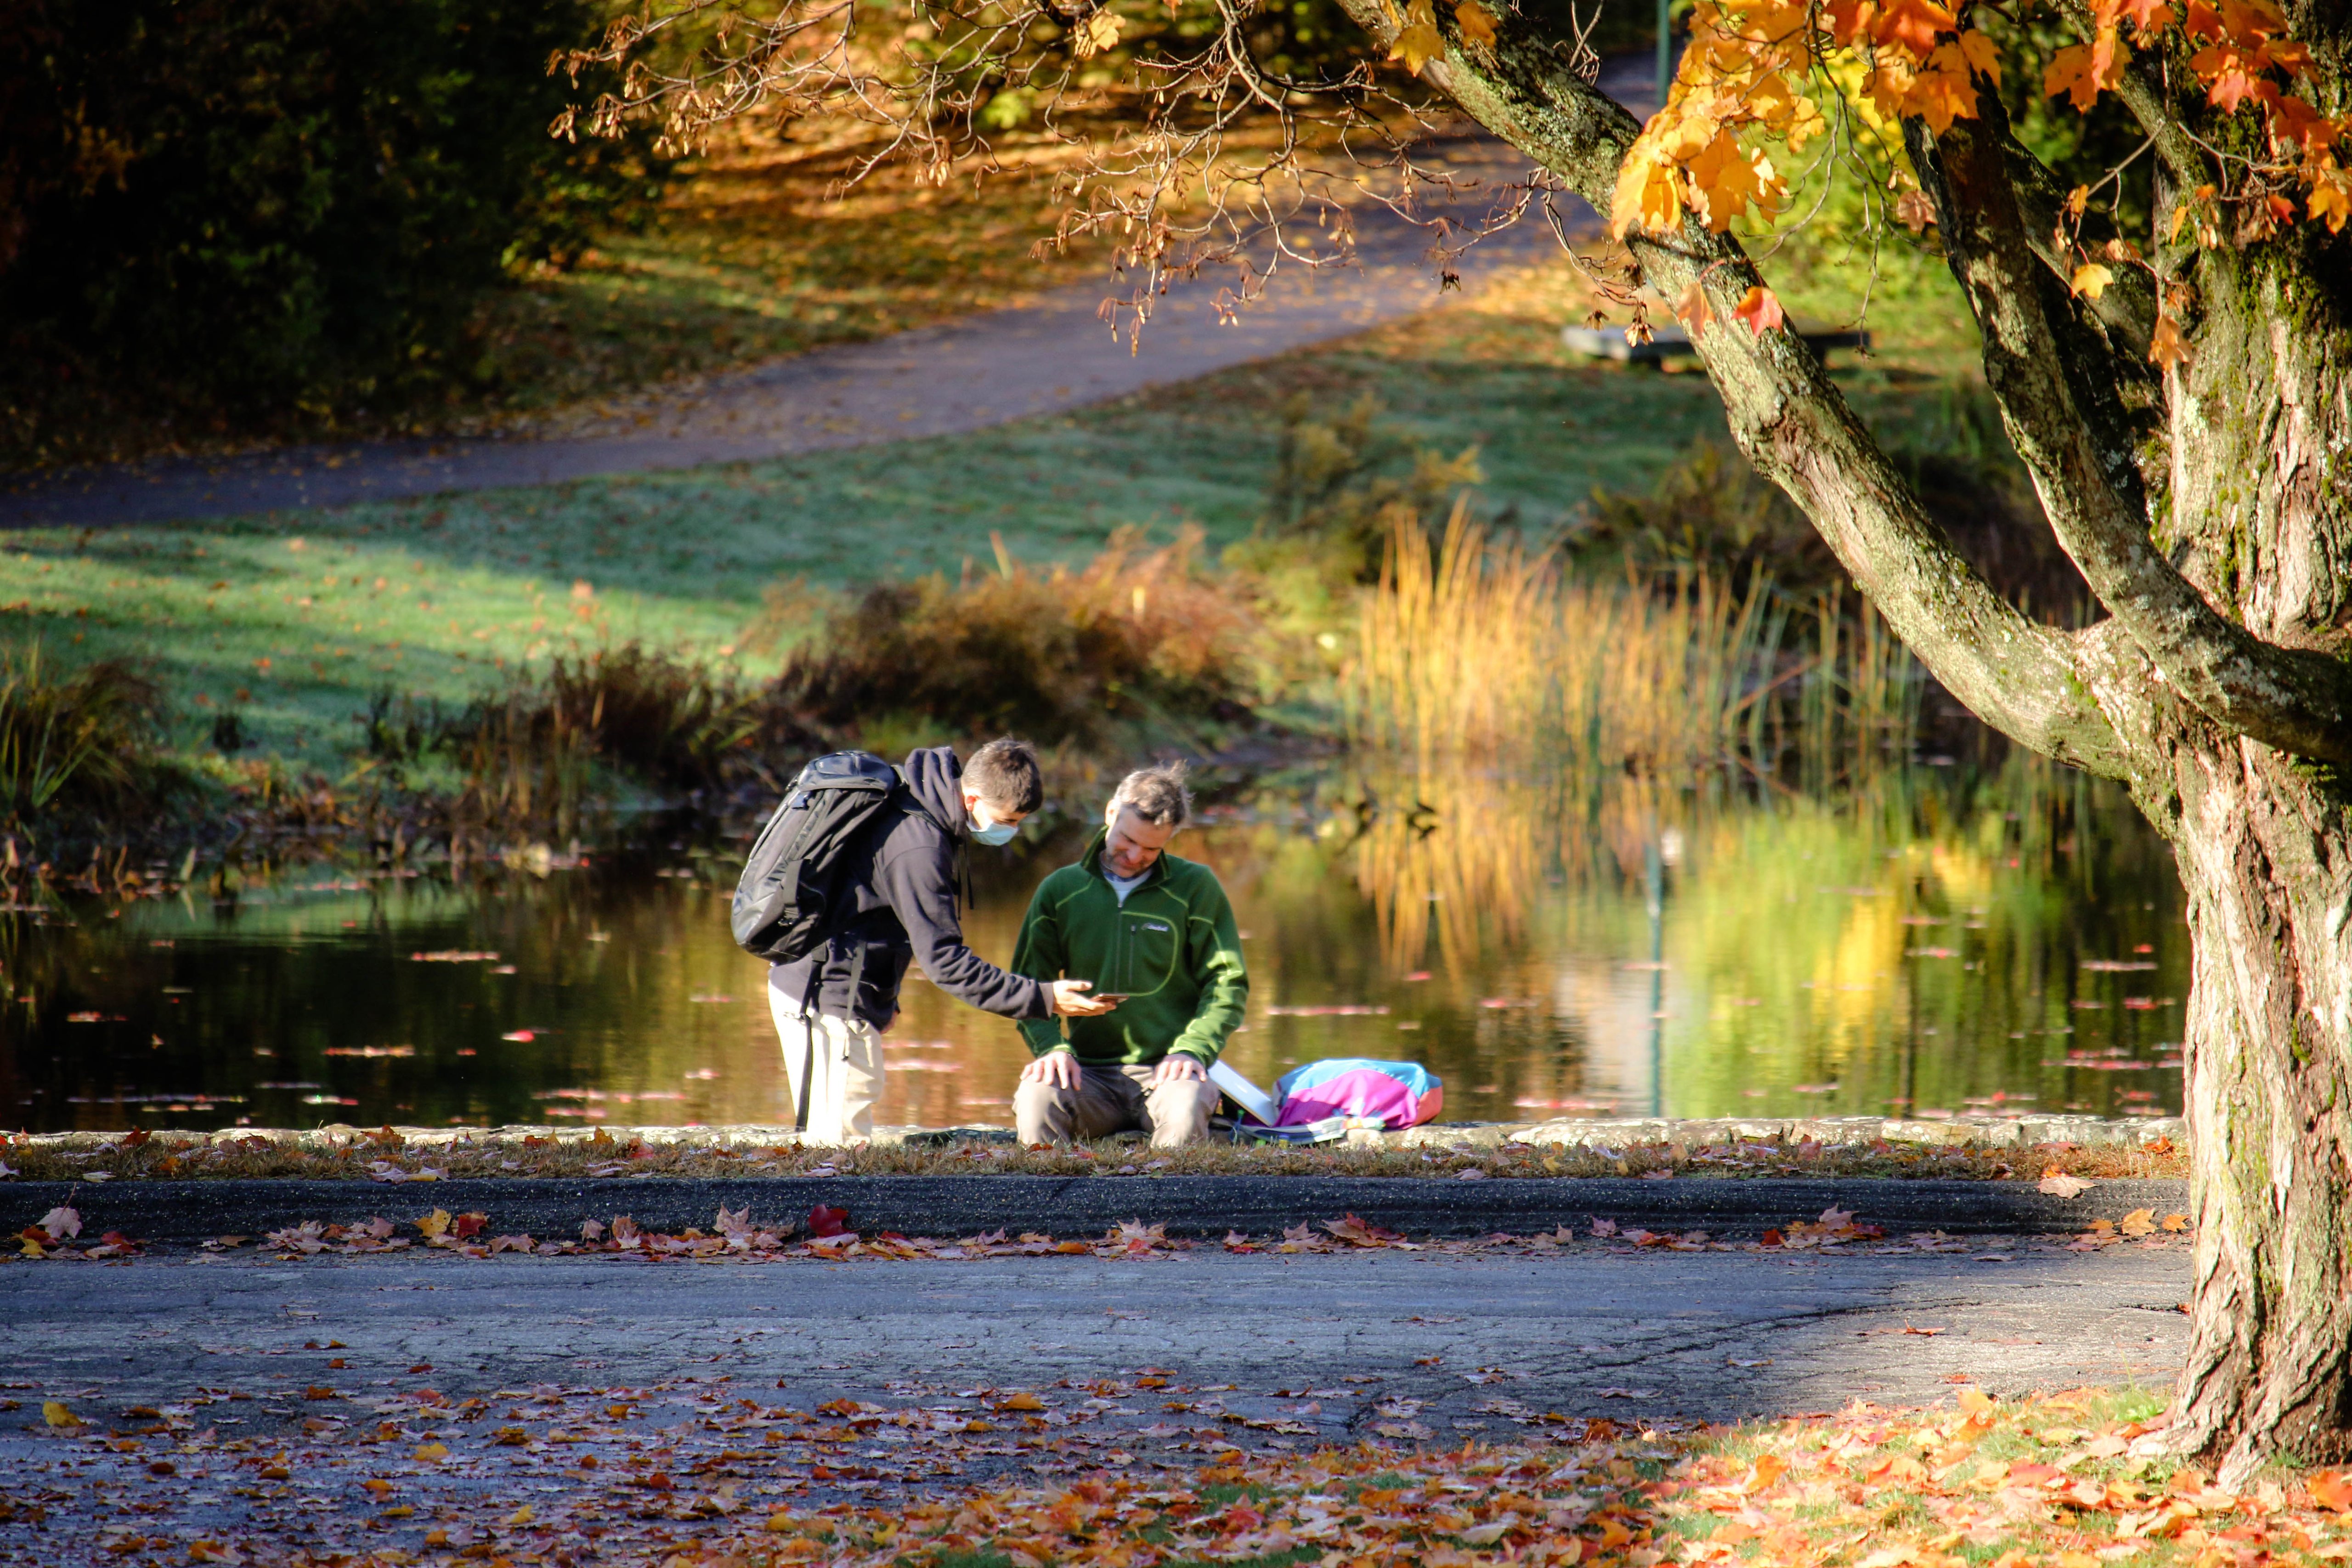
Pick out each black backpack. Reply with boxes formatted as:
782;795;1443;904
730;751;904;963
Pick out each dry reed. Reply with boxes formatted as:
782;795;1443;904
1351;502;1787;774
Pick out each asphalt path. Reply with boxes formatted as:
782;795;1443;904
0;1242;2189;1562
0;56;1671;532
0;1246;2188;1450
0;142;1565;532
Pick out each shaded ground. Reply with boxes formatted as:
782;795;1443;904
0;1246;2188;1557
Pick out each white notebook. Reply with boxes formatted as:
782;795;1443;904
1207;1060;1282;1126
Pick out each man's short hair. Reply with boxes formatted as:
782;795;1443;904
1109;761;1192;830
965;737;1045;814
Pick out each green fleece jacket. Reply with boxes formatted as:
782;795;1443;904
1011;831;1249;1066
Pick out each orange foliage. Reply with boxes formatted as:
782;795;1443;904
1610;0;2352;368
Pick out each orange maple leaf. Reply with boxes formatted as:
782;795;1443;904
1610;147;1686;238
1956;28;2002;85
2193;44;2268;111
2148;311;2194;371
1874;0;1956;56
1674;277;1714;335
2217;0;2284;41
1453;0;1498;45
1733;284;1785;335
2311;169;2352;235
1907;41;1982;131
2265;93;2334;155
2096;0;2174;30
1824;0;1877;46
2045;28;2129;112
2181;0;2223;39
2309;1471;2352;1512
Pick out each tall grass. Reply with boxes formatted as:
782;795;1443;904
0;643;161;826
1351;504;1918;778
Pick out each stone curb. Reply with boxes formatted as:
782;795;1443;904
8;1114;2186;1153
2;1175;2191;1244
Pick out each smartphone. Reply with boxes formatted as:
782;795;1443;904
1091;992;1132;1003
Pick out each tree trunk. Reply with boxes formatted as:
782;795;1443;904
2147;238;2352;1481
2159;734;2352;1482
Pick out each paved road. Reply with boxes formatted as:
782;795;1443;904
0;1246;2187;1562
0;144;1564;532
3;1246;2187;1438
0;57;1669;532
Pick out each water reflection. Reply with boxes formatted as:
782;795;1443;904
3;757;2188;1133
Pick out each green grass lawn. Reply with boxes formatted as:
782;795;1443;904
3;249;1985;779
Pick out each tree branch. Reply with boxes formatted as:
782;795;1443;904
1317;1;2136;776
1996;124;2158;357
1922;102;2352;765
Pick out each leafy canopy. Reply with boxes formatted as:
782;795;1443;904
1611;0;2352;360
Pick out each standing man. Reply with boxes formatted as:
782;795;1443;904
1011;763;1249;1147
768;738;1115;1144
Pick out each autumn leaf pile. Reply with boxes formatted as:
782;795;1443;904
17;1376;2352;1568
5;1200;2194;1269
1611;0;2352;360
0;1125;2190;1185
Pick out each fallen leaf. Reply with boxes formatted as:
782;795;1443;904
2038;1174;2093;1198
1454;0;1498;45
43;1400;82;1428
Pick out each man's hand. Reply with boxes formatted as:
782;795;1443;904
1021;1050;1083;1091
1051;979;1119;1017
1150;1054;1208;1087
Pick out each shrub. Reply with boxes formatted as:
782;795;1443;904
769;527;1262;747
1261;392;1484;581
0;644;163;826
429;644;758;830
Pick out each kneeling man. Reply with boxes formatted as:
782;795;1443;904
1011;764;1248;1147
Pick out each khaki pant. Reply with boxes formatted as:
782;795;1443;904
768;969;882;1145
1015;1061;1219;1149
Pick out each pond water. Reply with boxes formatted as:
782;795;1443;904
4;756;2191;1135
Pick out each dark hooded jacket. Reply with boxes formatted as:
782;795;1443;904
770;746;1052;1030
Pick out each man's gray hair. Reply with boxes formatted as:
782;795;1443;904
1109;762;1192;829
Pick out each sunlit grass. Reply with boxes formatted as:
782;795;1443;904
4;244;1992;783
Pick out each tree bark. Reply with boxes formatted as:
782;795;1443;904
2139;718;2352;1481
2140;236;2352;1481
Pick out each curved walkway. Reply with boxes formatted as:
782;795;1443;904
1;139;1595;530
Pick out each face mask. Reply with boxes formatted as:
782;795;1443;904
968;810;1018;847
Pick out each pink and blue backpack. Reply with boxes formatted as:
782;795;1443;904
1272;1058;1444;1130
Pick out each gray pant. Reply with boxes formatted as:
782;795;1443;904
1015;1062;1219;1149
767;969;882;1145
